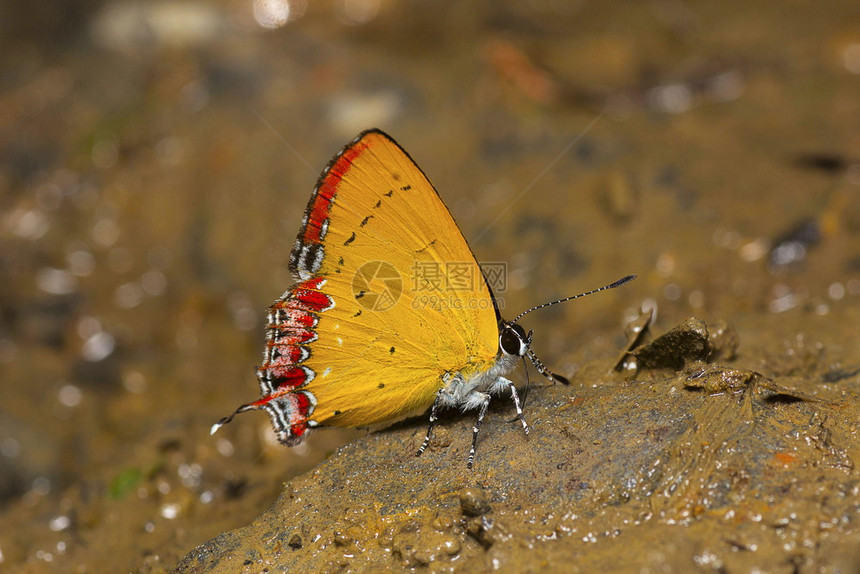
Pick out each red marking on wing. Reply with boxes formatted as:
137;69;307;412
253;390;316;446
268;345;306;366
270;366;310;390
282;391;314;443
304;276;327;290
274;329;316;346
302;140;368;244
252;368;310;404
289;424;307;441
271;278;333;318
268;305;317;330
257;277;334;397
293;286;334;313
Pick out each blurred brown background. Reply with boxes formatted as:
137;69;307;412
1;0;859;570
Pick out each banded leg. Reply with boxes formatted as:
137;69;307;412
416;390;444;458
507;382;530;435
467;393;492;469
518;357;532;412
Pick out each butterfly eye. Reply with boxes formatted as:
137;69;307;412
499;323;528;357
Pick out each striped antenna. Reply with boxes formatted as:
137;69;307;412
510;274;636;325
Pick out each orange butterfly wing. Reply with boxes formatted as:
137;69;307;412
233;130;500;444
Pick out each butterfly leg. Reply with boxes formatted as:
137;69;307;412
467;393;492;469
508;358;533;421
416;390;444;458
494;375;531;433
506;381;530;435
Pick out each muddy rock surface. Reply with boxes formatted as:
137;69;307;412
177;317;860;572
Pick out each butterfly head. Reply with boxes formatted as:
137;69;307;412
497;319;566;385
495;274;638;385
499;321;532;358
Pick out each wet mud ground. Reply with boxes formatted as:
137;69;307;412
2;1;860;572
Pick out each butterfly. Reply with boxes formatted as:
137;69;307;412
211;129;634;468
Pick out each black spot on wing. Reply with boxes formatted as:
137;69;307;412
415;239;437;254
344;232;356;246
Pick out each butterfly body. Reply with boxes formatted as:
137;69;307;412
216;130;509;447
212;129;633;466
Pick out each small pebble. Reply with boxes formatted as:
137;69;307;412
459;487;491;517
